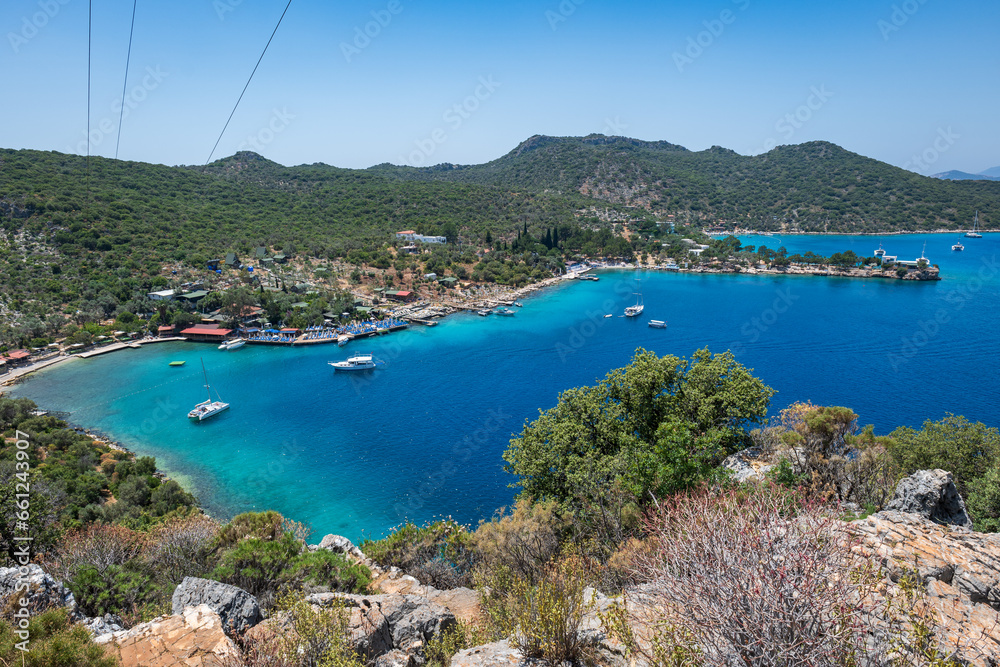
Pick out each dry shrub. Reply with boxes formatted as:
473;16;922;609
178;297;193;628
627;483;969;666
473;497;566;584
222;591;362;667
146;513;220;583
48;523;149;582
478;557;593;665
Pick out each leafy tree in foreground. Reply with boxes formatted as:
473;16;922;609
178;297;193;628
503;348;775;508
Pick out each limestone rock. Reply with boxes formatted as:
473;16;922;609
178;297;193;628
373;568;481;623
884;469;973;527
98;603;239;667
82;613;124;637
171;576;262;636
852;510;1000;663
316;534;367;561
308;591;457;659
0;563;79;618
450;639;543;666
375;648;416;667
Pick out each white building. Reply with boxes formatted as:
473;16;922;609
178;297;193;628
148;289;177;301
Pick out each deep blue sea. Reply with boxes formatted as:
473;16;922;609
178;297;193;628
9;233;1000;541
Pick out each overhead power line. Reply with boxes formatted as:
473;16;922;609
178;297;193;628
205;0;294;165
115;0;139;160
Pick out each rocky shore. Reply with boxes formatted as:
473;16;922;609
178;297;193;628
4;469;999;666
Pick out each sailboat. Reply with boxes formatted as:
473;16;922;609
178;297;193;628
952;238;965;251
965;211;983;238
624;287;644;317
188;359;230;421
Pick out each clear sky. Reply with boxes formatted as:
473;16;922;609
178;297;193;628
1;0;997;174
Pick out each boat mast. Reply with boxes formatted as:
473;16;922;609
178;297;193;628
200;358;212;402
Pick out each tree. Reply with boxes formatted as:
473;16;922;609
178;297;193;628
503;348;774;508
220;286;258;328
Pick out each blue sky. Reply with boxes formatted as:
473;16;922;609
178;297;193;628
1;0;997;173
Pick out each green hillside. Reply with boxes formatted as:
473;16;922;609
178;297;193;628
371;135;999;232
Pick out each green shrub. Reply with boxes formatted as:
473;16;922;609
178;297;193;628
290;550;371;594
211;533;303;609
479;558;593;665
0;608;120;666
361;519;476;588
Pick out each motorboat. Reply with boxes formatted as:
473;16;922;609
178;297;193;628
218;338;245;350
329;354;379;371
648;320;667;329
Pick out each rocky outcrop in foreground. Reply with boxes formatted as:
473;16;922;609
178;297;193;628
884;468;973;527
0;563;79;618
171;576;262;637
95;604;239;667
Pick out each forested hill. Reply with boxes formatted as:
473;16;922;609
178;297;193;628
370;135;999;232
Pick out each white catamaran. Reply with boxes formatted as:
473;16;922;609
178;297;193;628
188;359;230;421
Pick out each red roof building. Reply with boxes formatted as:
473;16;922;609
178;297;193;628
179;327;232;342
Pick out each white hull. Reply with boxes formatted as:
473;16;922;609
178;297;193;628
337;335;350;347
188;400;229;420
329;354;378;371
648;320;667;328
624;305;644;317
219;339;245;350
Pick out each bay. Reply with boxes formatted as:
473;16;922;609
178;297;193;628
9;233;1000;541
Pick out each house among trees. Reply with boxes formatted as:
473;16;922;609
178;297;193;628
225;253;241;269
206;259;221;271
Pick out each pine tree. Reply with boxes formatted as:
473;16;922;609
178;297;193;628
553;226;559;248
485;230;492;244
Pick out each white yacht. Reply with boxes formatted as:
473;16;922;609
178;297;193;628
188;360;229;421
337;334;350;347
329;354;378;372
624;290;644;317
965;211;982;238
952;239;965;251
648;320;667;329
874;242;886;258
218;338;245;350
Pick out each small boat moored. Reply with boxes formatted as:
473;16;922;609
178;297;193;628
952;239;965;251
218;338;245;350
513;301;523;307
495;306;516;316
337;334;350;347
648;320;667;329
477;309;492;317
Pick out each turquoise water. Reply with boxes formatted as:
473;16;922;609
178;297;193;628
10;233;1000;541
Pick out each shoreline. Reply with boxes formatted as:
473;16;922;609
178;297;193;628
728;229;996;237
